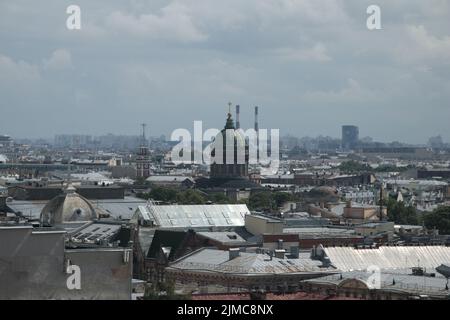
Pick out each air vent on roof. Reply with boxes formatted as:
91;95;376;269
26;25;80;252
229;248;240;260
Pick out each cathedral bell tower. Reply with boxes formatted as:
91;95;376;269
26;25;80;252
136;123;151;178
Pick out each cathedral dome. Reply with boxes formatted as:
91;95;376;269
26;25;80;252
40;185;98;226
210;109;249;180
211;112;248;160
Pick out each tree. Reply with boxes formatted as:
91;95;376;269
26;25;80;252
423;206;450;235
134;177;151;186
386;198;419;225
249;192;275;211
141;187;178;203
176;189;206;204
339;160;371;173
208;193;233;204
143;280;191;300
273;192;293;208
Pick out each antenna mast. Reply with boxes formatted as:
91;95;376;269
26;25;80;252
141;123;147;146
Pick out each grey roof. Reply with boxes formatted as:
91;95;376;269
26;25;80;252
168;248;337;275
283;227;356;238
385;179;447;187
146;175;194;182
304;270;450;297
7;200;47;218
196;231;247;245
8;196;146;221
69;223;121;244
137;204;250;229
91;197;146;219
325;246;450;272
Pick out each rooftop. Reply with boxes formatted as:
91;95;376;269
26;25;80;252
324;246;450;272
136;203;250;229
304;270;450;297
196;231;247;245
168;248;337;275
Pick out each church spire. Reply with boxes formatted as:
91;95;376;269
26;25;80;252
225;102;235;129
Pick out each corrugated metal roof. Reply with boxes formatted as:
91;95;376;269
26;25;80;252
7;200;47;218
284;227;355;239
89;197;147;219
140;204;250;228
196;231;247;245
169;248;336;275
8;197;146;220
304;270;450;296
325;246;450;272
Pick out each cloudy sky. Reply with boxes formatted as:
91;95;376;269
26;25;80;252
1;0;449;143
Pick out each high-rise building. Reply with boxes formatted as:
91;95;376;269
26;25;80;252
341;125;359;150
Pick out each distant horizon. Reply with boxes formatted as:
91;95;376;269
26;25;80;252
7;129;444;146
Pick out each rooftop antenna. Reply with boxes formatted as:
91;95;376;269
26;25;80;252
235;105;240;129
255;106;259;161
141;123;147;146
68;158;72;186
379;181;383;221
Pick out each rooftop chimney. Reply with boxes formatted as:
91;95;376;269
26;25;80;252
255;106;259;161
277;239;284;250
229;247;240;260
254;106;259;133
290;246;299;259
274;249;286;259
0;195;6;211
235;105;240;129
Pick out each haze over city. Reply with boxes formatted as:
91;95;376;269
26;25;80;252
1;0;450;143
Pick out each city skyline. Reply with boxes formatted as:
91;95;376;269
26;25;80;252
6;126;450;147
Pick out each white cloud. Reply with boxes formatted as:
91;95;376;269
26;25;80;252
104;3;207;43
43;49;73;70
0;54;40;84
1;0;450;142
275;43;332;62
303;78;378;104
405;25;450;61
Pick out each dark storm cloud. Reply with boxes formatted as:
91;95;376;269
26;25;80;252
0;0;449;143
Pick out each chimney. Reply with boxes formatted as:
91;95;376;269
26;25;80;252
277;239;284;250
274;249;286;259
235;105;240;129
229;248;240;260
290;246;299;259
0;196;6;211
254;106;259;132
255;106;259;160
